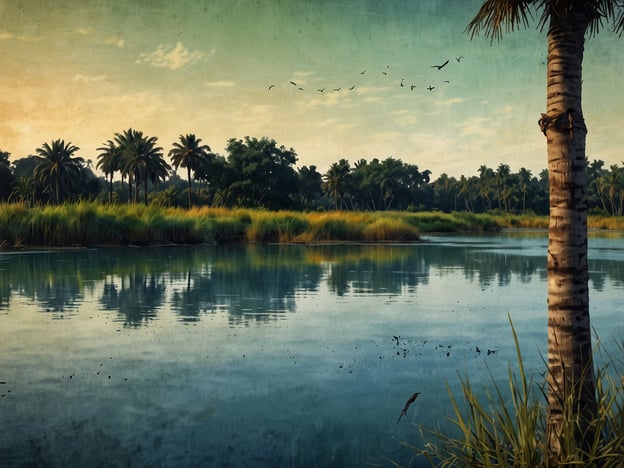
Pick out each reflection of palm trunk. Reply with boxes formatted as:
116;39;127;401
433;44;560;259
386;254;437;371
544;12;596;458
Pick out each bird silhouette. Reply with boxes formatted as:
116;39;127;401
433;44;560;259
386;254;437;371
400;78;405;87
456;56;464;62
289;81;297;86
268;84;275;90
298;87;304;91
360;70;366;74
349;85;355;90
317;88;325;93
382;71;387;76
427;85;435;91
397;392;420;424
334;87;341;91
410;85;416;91
431;59;449;70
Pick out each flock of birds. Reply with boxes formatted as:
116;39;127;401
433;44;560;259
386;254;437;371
267;56;464;95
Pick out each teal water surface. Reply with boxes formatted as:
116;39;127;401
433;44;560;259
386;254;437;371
0;232;622;467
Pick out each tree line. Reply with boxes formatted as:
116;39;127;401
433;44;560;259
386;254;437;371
0;131;621;215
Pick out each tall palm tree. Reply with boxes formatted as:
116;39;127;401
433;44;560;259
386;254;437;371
494;163;510;211
468;1;624;458
96;140;122;204
477;165;495;210
168;134;211;208
115;129;169;204
323;159;351;210
34;139;84;204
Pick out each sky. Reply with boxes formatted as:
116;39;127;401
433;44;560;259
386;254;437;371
1;0;623;179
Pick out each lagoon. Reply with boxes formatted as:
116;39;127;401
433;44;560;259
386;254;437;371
0;232;623;467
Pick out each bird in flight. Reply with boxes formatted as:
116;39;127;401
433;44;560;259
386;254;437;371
317;88;325;93
456;56;464;62
360;70;366;74
349;85;356;90
400;78;405;87
410;85;416;91
397;392;420;424
289;81;297;86
431;59;449;70
268;84;275;90
334;87;341;91
427;85;435;91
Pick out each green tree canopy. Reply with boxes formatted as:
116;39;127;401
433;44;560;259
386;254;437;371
224;136;299;209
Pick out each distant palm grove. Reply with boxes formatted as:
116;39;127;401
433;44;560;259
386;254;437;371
0;130;621;215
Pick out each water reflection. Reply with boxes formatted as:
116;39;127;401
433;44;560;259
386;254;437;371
1;233;623;467
0;234;623;326
100;273;166;327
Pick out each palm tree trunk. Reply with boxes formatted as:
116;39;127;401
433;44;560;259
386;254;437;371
187;166;192;209
542;11;596;459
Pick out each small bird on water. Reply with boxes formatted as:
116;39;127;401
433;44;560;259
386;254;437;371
396;392;421;424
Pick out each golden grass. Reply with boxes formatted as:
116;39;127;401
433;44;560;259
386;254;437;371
2;203;622;248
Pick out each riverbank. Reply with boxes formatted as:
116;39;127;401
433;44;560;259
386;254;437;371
1;202;622;248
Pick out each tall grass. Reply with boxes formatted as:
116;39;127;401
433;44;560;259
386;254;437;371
406;318;624;467
10;202;609;248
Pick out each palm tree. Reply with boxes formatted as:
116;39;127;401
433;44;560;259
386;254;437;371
96;140;122;204
9;175;36;205
323;159;351;210
494;163;510;211
468;1;624;458
517;167;533;213
115;129;169;204
168;134;211;208
477;165;495;211
34;139;84;204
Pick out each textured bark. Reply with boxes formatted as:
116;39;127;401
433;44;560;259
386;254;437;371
542;10;597;459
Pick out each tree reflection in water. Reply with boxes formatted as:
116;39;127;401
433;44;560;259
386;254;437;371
0;235;622;326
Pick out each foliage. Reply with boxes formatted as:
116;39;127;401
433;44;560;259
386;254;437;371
168;133;212;208
0;203;510;248
34;139;85;204
2;139;624;217
223;136;299;210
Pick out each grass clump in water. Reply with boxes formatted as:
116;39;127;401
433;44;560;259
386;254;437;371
362;217;419;241
405;318;624;467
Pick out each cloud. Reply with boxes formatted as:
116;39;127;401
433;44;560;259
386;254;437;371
137;42;207;70
105;37;125;48
0;31;40;42
204;80;236;88
73;74;107;83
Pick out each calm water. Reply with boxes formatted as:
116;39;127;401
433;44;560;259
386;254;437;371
1;232;623;467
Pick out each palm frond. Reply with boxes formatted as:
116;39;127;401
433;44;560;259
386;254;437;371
466;0;536;41
468;0;624;39
615;0;624;36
